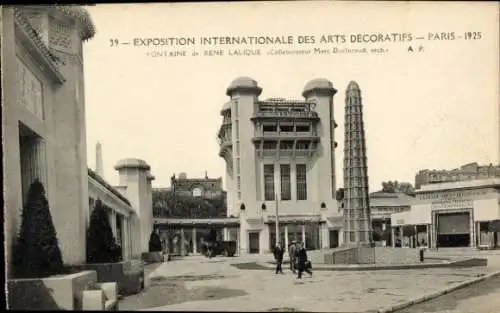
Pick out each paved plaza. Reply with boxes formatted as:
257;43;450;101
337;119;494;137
119;250;500;312
395;275;500;313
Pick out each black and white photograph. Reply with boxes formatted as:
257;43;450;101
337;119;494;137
2;2;500;312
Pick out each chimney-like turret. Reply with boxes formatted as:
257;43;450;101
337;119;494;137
95;142;104;178
343;81;372;246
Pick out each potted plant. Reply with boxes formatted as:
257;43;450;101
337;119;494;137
12;180;65;278
8;180;97;310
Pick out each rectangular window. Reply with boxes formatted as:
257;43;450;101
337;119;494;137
296;125;310;132
263;124;277;132
280;164;291;201
279;141;294;150
296;141;310;150
296;164;307;200
279;125;294;132
264;164;275;201
263;141;277;150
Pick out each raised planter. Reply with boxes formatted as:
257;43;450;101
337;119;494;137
72;260;144;296
141;252;164;264
82;282;119;310
7;270;97;310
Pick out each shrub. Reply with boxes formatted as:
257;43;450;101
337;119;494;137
148;230;162;252
12;180;64;278
86;199;122;263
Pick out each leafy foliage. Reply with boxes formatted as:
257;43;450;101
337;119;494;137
148;230;162;252
152;190;227;218
86;199;122;263
381;181;415;195
13;180;64;278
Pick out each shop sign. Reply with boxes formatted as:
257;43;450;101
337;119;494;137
431;199;473;210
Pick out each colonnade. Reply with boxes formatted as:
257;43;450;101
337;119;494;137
161;226;237;256
391;224;430;248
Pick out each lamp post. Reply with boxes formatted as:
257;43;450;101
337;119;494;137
275;193;280;246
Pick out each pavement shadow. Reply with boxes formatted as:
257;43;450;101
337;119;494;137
118;274;247;311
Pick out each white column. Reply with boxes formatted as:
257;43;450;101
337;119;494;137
284;225;289;251
399;227;403;247
302;224;306;247
110;210;117;238
124;217;130;260
414;225;417;248
192;228;197;254
223;227;229;241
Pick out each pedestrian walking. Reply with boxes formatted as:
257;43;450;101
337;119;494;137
273;243;284;274
295;242;312;279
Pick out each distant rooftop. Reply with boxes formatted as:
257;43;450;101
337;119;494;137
417;178;500;193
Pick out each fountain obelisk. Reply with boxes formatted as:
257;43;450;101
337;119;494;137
95;142;104;178
343;81;372;246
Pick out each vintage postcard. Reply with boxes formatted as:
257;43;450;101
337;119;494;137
3;1;499;312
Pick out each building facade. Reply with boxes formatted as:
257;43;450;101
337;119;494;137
3;6;96;272
415;162;500;189
3;6;155;277
369;191;414;246
217;77;344;254
170;172;226;201
391;178;500;249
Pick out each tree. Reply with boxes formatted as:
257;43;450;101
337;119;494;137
381;181;415;195
398;182;415;195
13;180;64;278
86;199;122;263
149;229;162;252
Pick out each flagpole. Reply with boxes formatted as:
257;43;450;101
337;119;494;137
275;193;280;246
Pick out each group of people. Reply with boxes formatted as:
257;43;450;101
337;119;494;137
273;240;313;279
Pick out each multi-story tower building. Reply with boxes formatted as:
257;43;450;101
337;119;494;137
415;162;500;189
343;81;372;246
217;77;344;254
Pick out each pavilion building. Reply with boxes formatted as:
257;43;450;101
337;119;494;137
216;77;344;254
391;178;500;249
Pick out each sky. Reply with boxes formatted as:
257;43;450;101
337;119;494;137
82;1;499;191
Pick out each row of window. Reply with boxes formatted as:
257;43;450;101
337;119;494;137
261;124;313;133
263;164;308;201
258;141;314;150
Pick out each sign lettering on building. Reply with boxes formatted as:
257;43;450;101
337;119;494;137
419;189;488;200
431;199;473;210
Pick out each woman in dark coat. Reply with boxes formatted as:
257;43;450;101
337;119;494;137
295;242;312;279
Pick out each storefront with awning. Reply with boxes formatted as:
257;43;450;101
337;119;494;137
391;178;500;249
